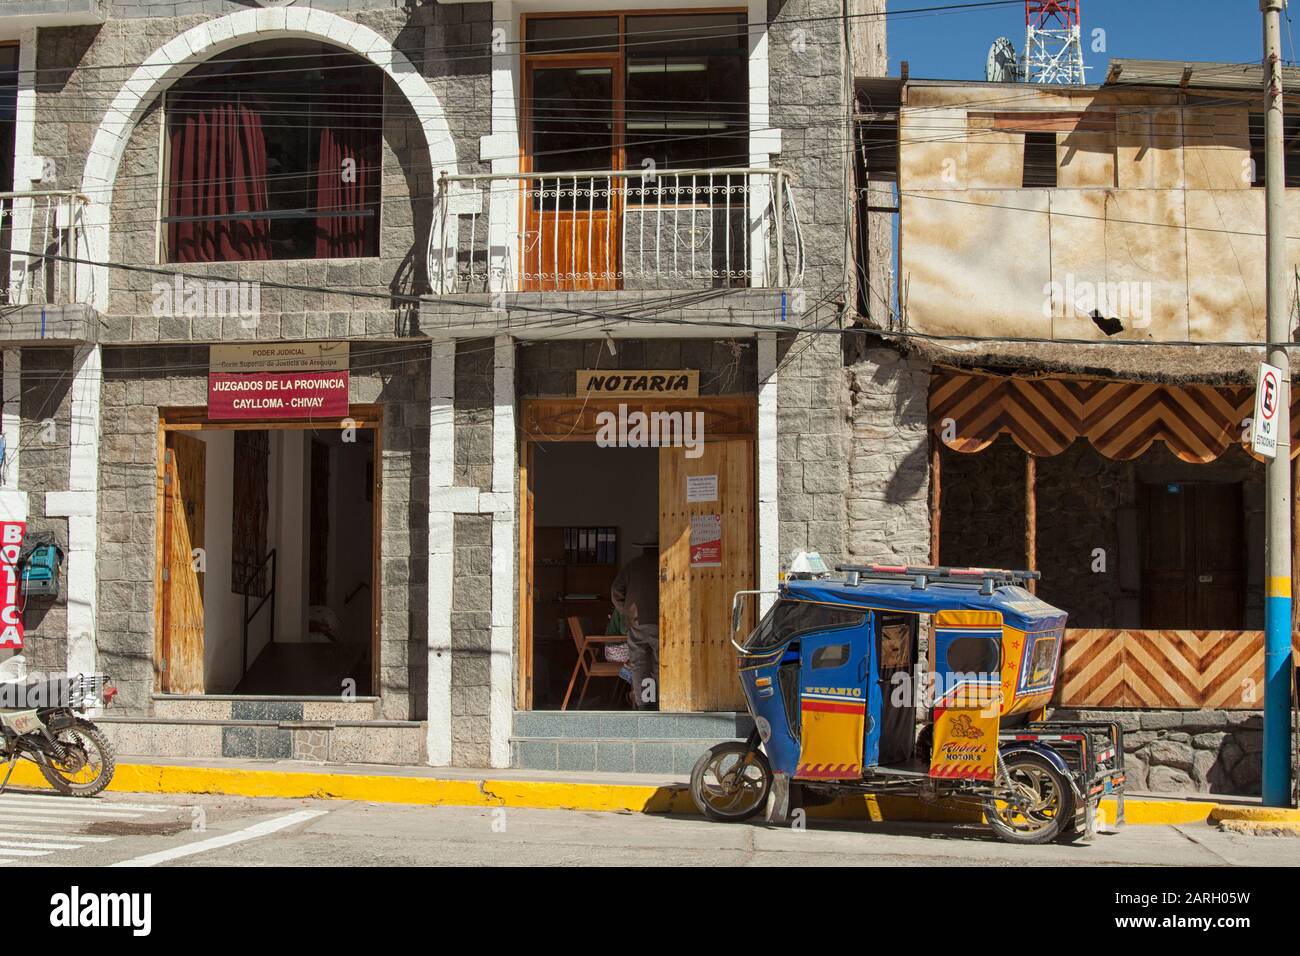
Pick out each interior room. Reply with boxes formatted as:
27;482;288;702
161;425;376;697
529;443;658;709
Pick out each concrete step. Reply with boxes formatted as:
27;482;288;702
512;710;754;742
510;736;735;775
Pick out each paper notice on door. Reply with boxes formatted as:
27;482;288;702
686;474;718;502
690;513;722;568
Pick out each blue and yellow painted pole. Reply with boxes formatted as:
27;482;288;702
1263;577;1293;806
1262;2;1295;808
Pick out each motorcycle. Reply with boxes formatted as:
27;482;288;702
0;657;117;797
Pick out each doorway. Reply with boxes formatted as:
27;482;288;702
529;444;656;708
1139;481;1245;629
518;396;756;712
155;411;381;697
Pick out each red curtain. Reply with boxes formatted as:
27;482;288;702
167;99;271;263
314;86;378;258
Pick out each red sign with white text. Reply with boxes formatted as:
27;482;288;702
207;371;350;421
0;521;25;649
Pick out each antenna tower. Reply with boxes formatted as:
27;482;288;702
1022;1;1086;84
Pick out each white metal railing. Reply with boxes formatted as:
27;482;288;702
0;190;90;307
431;168;803;294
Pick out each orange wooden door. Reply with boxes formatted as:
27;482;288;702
161;432;206;694
658;439;754;711
524;59;622;291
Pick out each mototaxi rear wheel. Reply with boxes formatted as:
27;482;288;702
982;752;1074;845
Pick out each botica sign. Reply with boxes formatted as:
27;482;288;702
208;342;350;421
576;369;699;397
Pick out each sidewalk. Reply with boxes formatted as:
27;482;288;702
4;754;1237;825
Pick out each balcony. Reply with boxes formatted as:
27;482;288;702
431;168;803;295
0;0;105;27
0;190;95;344
0;190;88;307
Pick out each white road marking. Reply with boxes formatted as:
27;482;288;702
112;810;329;868
0;814;98;826
0;792;193;866
0;838;84;850
0;805;144;818
0;795;176;813
0;824;114;842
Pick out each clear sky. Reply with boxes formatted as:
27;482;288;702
887;0;1268;81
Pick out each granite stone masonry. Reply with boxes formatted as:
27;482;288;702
1053;707;1299;796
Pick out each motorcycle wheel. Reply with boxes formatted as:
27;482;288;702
982;752;1074;846
690;741;772;822
38;719;116;797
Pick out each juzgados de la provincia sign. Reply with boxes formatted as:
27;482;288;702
207;343;349;420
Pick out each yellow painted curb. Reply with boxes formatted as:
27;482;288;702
1209;805;1300;824
2;760;1220;826
1218;819;1300;836
1106;796;1217;826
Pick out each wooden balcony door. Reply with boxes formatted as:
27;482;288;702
524;58;623;291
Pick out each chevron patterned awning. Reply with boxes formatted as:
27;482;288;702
930;370;1300;463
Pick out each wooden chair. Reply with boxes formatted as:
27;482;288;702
561;616;627;710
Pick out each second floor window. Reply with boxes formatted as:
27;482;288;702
524;12;748;189
1022;130;1058;187
163;40;382;264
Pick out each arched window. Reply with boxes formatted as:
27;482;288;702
163;40;382;263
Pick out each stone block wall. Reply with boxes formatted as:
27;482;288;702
843;346;930;565
449;338;496;765
1053;707;1298;796
938;436;1027;571
3;347;77;673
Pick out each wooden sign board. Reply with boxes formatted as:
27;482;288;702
576;370;698;398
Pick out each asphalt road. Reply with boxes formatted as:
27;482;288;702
1;788;1294;867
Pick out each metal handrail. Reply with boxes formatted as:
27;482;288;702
440;166;787;183
240;549;277;675
0;189;90;307
431;166;803;294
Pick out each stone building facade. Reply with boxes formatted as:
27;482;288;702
0;0;857;769
846;65;1300;796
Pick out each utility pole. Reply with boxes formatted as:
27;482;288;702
1261;0;1294;808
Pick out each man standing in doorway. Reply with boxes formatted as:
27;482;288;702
612;541;659;710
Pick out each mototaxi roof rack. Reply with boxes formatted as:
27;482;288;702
834;564;1041;596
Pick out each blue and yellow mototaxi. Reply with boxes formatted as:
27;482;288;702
689;564;1127;845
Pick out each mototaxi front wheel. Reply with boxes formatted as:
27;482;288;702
690;741;772;822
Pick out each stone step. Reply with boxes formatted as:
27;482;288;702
513;710;753;742
98;716;423;765
510;736;745;775
149;696;381;722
